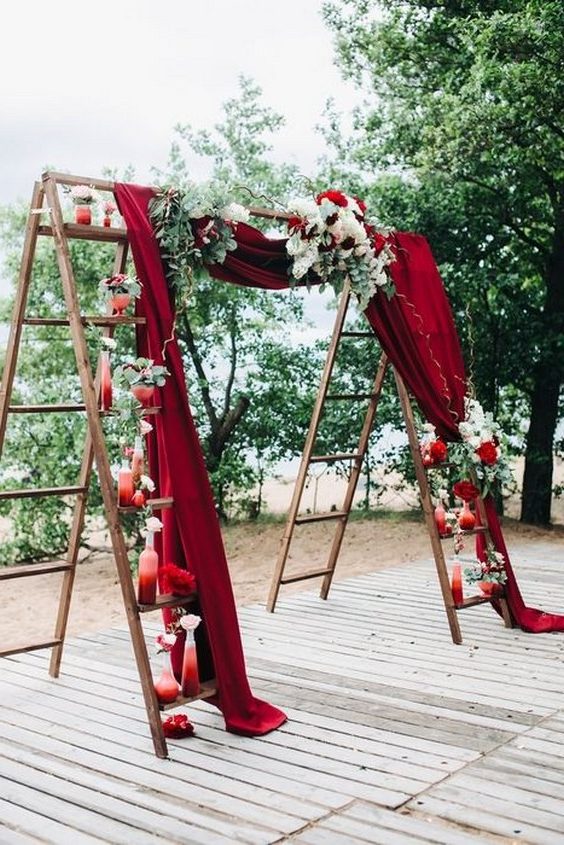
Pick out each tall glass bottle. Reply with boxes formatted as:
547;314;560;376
131;435;144;485
99;350;112;412
117;458;134;507
138;531;158;605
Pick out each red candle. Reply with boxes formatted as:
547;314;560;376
99;350;112;412
117;459;134;507
451;563;463;605
181;632;200;698
138;531;158;605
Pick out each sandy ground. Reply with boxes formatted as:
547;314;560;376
1;511;561;651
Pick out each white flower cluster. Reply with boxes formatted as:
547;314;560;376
285;192;395;309
458;397;501;462
220;202;250;224
70;184;96;204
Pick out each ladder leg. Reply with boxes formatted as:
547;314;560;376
320;353;389;600
0;182;44;460
267;282;353;612
394;369;463;645
43;176;168;757
49;241;129;678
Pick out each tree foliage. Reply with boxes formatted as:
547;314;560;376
322;0;564;523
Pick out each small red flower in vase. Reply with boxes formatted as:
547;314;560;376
102;200;117;228
98;273;141;316
131;473;155;508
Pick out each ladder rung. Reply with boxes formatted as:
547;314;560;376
159;679;218;711
281;567;334;585
294;511;348;525
0;561;72;580
138;592;198;613
340;331;374;338
23;316;146;326
456;594;499;609
326;393;376;401
9;404;88;414
0;485;88;500
0;638;62;658
119;496;173;514
439;526;487;540
309;452;361;463
38;223;128;243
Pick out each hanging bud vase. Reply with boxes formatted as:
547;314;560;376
99;350;112;412
451;563;463;605
458;500;476;531
434;503;447;536
180;615;201;698
138;531;158;605
117;458;134;507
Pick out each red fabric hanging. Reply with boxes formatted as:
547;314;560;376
116;180;564;686
115;184;287;735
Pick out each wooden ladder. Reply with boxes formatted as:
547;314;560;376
0;171;216;757
267;281;514;644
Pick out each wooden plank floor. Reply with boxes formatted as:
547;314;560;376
0;542;563;844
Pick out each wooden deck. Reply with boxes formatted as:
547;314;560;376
0;542;563;844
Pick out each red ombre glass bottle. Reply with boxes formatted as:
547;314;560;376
117;458;134;507
99;350;112;412
137;531;158;605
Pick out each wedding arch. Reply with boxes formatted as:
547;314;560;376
0;170;562;757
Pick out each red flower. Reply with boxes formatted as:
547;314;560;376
159;563;197;596
429;440;448;464
373;231;387;253
162;714;194;739
476;440;498;465
354;196;367;215
452;480;480;501
316;190;348;207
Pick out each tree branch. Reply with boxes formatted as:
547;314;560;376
180;314;218;429
223;305;238;419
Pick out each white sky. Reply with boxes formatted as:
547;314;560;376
1;0;358;207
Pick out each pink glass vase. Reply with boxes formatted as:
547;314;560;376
132;384;155;405
451;563;463;605
117;459;134;507
131;435;144;485
109;293;131;315
181;630;200;698
434;503;447;536
137;532;158;605
458;500;476;531
154;653;179;705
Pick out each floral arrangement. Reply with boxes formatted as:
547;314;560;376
420;424;449;467
464;548;507;586
162;713;194;738
69;184;97;205
116;357;170;389
149;182;249;301
285;190;396;308
145;515;163;534
180;613;201;633
98;273;141;299
102;200;117;217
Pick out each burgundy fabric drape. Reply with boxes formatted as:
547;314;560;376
116;183;564;653
115;184;287;735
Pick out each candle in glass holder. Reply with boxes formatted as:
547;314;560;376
138;531;158;605
131;435;144;484
99;350;112;412
117;458;134;507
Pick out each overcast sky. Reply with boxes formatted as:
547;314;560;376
1;0;358;206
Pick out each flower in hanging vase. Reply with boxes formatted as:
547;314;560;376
98;273;141;315
69;184;97;225
116;357;170;406
464;547;507;595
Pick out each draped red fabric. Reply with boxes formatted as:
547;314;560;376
116;180;564;686
114;184;287;735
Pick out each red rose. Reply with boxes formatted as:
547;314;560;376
316;190;348;207
476;440;498;465
162;714;194;739
287;215;304;232
429;440;448;464
452;480;480;501
373;231;387;253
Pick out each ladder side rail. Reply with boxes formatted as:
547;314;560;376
320;352;389;600
0;182;45;460
266;281;352;612
49;239;129;678
393;369;463;645
43;175;168;758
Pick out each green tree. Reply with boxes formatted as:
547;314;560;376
323;0;564;524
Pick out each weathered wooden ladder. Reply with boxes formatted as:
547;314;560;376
267;280;514;644
0;172;215;757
